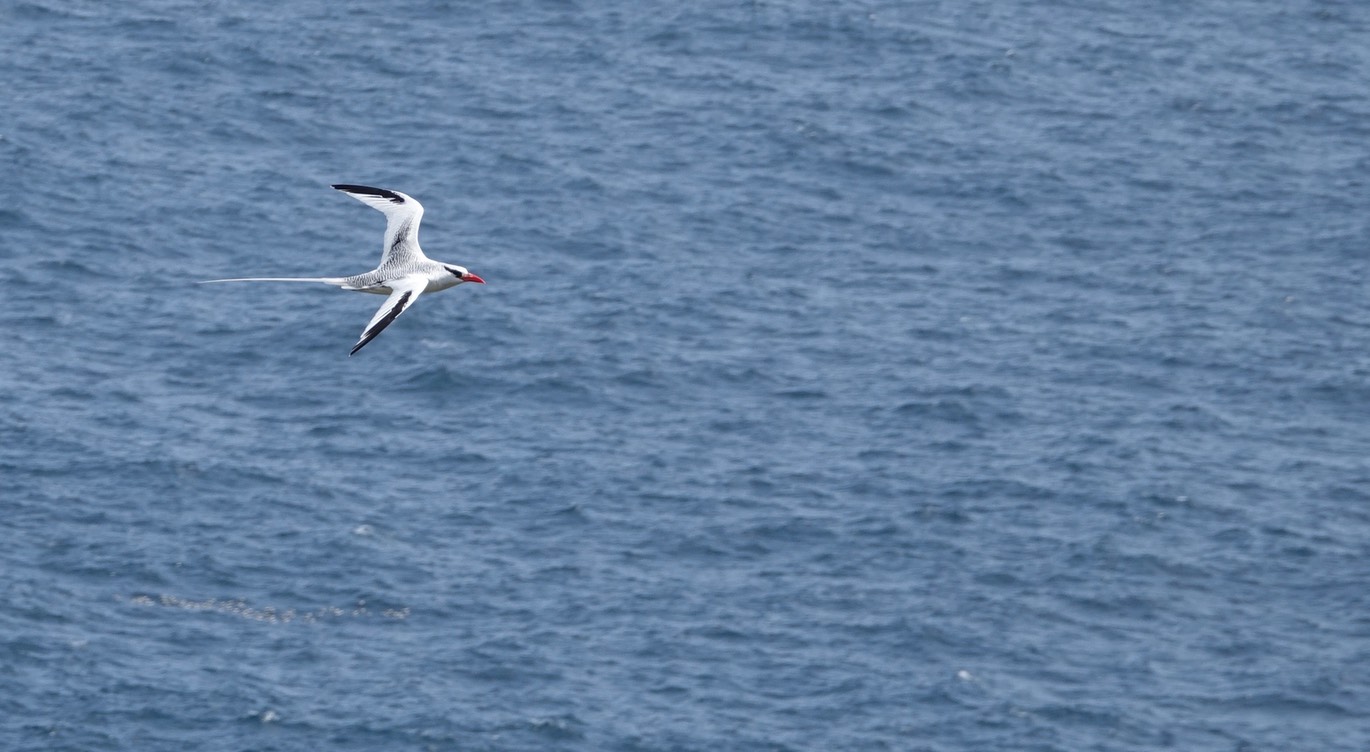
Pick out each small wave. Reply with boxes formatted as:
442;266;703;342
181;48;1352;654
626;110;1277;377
122;593;411;624
398;365;503;393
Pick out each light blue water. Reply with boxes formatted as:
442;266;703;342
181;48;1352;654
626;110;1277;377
2;1;1369;750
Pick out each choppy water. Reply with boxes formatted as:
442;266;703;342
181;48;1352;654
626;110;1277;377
3;1;1369;750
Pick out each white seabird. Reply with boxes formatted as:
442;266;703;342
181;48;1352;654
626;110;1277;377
202;184;484;355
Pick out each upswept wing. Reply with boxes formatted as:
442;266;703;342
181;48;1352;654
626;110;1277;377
350;275;427;356
332;184;427;267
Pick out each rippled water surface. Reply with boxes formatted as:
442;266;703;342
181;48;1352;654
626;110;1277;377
3;1;1369;750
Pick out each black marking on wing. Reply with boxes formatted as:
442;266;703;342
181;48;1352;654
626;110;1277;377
390;218;413;251
350;290;413;356
332;184;405;205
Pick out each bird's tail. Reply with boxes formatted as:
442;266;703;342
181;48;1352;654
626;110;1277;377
198;276;347;285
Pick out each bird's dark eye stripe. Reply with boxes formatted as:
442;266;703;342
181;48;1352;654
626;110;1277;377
448;268;463;278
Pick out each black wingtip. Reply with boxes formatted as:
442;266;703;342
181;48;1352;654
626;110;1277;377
348;289;413;356
332;184;405;204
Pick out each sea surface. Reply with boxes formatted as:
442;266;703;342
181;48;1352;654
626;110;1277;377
2;1;1368;750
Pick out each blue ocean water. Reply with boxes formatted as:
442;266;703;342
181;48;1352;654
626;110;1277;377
2;0;1368;749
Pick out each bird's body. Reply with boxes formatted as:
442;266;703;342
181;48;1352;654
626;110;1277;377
201;184;484;355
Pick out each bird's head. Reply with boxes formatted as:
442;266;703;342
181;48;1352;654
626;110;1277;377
445;265;485;285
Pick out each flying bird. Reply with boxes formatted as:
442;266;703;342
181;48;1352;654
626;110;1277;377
201;184;484;355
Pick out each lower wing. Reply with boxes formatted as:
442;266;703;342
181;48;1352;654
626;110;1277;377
350;275;427;356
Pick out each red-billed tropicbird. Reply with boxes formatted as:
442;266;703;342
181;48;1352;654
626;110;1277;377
201;184;484;355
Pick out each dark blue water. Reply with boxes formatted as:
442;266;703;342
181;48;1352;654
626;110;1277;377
3;1;1369;749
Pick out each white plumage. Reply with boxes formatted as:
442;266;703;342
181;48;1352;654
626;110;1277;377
201;184;484;355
